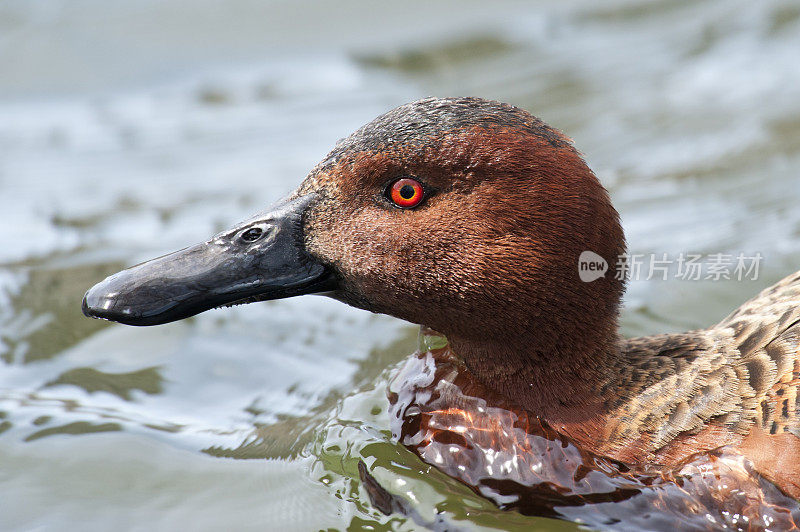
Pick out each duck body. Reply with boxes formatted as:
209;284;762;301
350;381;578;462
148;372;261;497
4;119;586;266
82;97;800;526
386;328;800;529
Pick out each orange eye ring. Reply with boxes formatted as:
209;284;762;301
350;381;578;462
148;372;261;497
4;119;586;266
389;178;424;209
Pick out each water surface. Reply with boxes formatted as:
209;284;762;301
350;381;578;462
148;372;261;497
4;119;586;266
1;0;799;530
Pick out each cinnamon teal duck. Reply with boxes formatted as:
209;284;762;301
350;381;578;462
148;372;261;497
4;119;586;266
83;97;800;529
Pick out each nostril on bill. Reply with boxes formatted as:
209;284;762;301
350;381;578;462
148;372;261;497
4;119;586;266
240;227;264;242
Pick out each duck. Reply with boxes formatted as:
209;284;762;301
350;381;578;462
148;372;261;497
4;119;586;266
82;97;800;527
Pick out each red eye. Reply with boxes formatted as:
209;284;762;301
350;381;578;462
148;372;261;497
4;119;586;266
389;178;424;209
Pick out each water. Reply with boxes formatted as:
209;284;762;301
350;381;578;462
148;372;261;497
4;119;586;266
1;0;799;529
383;334;799;530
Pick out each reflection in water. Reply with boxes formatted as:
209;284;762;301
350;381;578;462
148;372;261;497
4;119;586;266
354;35;515;74
44;367;164;401
204;327;418;461
1;0;800;529
379;332;800;530
0;259;122;364
0;411;10;436
25;421;122;442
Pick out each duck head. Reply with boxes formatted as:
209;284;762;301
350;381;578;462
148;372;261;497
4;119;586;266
84;97;626;413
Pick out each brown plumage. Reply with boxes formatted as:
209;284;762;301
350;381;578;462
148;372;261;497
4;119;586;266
83;96;800;522
596;272;800;496
296;98;800;506
388;331;800;528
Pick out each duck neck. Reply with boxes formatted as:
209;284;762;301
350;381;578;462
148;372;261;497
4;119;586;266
448;326;623;427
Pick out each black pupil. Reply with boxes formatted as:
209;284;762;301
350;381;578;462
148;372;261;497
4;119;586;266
241;227;263;242
399;184;416;200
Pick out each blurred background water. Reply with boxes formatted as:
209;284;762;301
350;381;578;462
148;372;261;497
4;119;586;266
1;0;799;530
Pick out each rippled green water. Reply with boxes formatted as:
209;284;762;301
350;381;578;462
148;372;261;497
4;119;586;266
1;0;799;530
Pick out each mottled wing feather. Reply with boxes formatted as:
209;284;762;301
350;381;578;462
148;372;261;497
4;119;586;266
612;331;748;449
613;270;800;452
716;271;800;436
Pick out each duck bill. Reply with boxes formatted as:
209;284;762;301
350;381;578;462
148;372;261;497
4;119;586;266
82;194;335;326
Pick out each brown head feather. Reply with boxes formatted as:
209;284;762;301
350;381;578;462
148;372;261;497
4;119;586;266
300;97;626;419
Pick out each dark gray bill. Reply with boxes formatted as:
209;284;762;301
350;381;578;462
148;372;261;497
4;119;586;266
82;194;335;326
